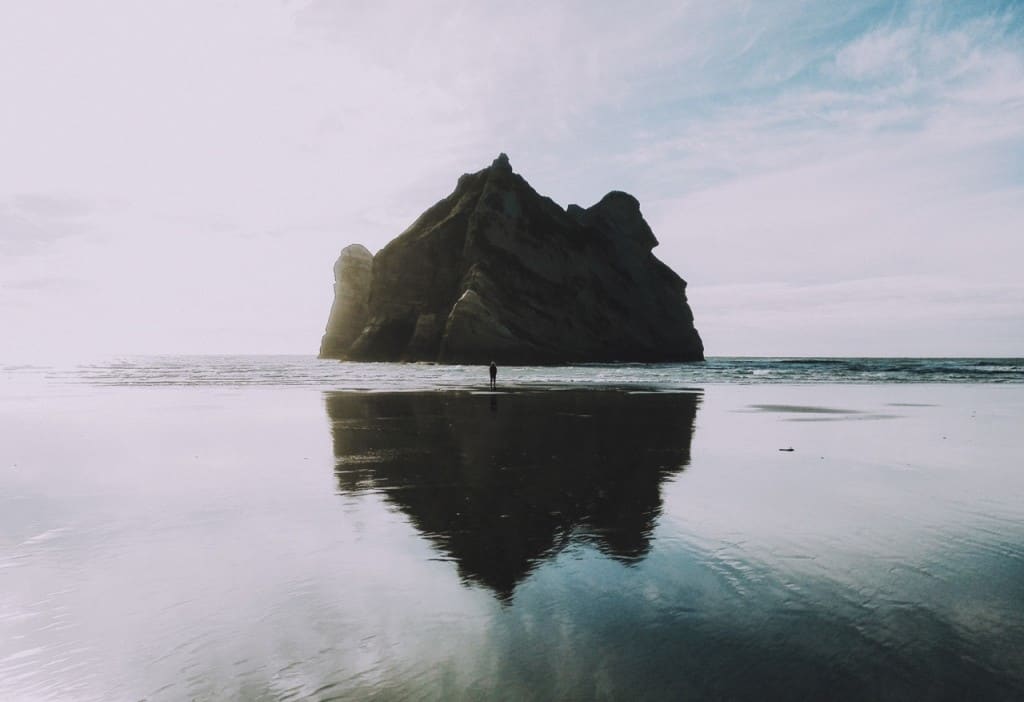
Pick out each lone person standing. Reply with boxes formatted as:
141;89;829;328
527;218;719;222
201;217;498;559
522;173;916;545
489;361;497;390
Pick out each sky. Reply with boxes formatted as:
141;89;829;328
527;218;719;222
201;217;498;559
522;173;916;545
2;0;1023;360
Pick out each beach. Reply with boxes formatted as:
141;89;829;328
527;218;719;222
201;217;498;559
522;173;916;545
2;360;1023;700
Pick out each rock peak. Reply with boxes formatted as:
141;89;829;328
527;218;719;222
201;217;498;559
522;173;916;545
491;152;512;171
597;190;640;209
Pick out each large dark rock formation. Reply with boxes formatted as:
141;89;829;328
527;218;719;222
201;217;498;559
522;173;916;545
320;154;703;363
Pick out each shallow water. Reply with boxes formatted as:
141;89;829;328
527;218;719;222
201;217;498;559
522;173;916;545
5;354;1024;391
2;361;1023;700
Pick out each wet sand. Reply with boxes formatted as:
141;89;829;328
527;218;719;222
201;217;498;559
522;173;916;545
1;383;1023;700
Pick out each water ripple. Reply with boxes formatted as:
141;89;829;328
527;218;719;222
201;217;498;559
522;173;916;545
5;355;1023;393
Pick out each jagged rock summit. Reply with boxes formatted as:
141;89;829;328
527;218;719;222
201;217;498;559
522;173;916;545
320;154;704;363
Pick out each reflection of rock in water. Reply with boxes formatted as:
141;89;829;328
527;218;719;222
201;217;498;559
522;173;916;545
326;390;700;600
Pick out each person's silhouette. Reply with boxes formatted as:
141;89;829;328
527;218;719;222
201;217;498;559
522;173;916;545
489;361;497;389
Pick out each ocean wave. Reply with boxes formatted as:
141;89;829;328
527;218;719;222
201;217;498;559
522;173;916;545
4;355;1017;390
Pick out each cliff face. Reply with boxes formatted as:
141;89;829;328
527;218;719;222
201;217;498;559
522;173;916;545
319;154;704;363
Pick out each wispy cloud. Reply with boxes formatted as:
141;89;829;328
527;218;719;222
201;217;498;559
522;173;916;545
13;193;92;219
615;2;1024;354
0;194;93;255
692;276;1024;356
1;276;86;292
617;3;1024;190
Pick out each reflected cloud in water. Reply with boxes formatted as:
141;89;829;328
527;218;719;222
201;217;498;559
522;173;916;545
326;389;700;600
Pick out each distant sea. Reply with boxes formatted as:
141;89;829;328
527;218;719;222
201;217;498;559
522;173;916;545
5;355;1024;391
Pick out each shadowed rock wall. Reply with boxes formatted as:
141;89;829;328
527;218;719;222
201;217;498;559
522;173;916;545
320;154;704;363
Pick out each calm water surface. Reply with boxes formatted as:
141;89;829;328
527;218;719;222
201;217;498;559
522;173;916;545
1;358;1023;700
6;354;1024;389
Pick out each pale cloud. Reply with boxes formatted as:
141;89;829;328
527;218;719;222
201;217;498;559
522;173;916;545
691;276;1024;357
623;2;1024;358
651;134;1024;267
1;276;85;292
0;194;93;255
623;8;1024;193
835;27;915;81
13;194;92;219
0;209;52;255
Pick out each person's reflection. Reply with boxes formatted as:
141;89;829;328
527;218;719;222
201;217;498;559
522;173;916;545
489;393;498;414
326;389;700;600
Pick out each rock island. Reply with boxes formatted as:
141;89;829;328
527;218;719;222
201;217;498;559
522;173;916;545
320;154;703;363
